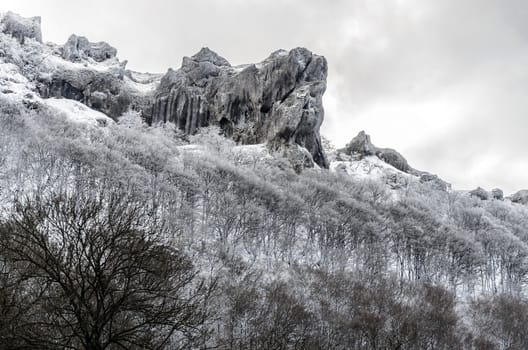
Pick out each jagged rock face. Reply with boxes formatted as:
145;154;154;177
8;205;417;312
37;65;135;119
341;131;410;173
0;11;42;44
341;131;377;156
150;47;328;168
509;190;528;205
62;34;117;62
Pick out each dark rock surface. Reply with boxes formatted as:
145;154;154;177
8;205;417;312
341;131;377;156
37;64;135;119
1;11;42;44
377;148;410;173
150;47;328;168
62;34;117;62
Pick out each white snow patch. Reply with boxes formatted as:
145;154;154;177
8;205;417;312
330;155;408;180
42;98;113;127
0;61;35;99
44;53;121;73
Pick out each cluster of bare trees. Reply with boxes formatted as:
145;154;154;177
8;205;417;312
1;104;528;348
0;188;212;349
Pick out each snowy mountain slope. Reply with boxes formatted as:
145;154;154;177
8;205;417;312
1;11;528;349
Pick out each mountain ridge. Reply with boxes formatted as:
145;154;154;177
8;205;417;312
0;11;524;197
1;11;528;349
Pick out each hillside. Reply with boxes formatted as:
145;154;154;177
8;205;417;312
0;11;528;349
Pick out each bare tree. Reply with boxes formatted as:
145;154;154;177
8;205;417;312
0;190;213;350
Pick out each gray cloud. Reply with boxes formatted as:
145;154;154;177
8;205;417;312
2;0;527;193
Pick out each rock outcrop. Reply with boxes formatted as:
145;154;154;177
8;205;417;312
0;11;42;44
150;47;328;168
418;172;449;192
509;190;528;205
469;187;490;201
37;63;135;119
341;131;410;173
468;187;505;201
341;131;377;156
62;34;117;62
491;188;504;200
339;131;450;191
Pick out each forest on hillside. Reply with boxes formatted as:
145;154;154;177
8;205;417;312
1;97;528;349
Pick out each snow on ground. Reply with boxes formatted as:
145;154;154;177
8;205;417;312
42;98;113;127
0;61;35;99
330;155;410;181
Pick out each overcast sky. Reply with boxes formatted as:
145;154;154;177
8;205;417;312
3;0;528;194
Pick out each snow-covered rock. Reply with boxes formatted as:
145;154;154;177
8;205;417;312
62;34;117;63
509;189;528;205
336;131;450;191
469;187;490;200
340;130;410;172
491;188;504;200
0;12;329;173
0;61;34;99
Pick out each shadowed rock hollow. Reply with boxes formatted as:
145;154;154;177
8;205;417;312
149;47;329;168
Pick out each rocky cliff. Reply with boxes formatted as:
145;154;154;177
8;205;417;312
0;12;328;169
150;47;328;168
